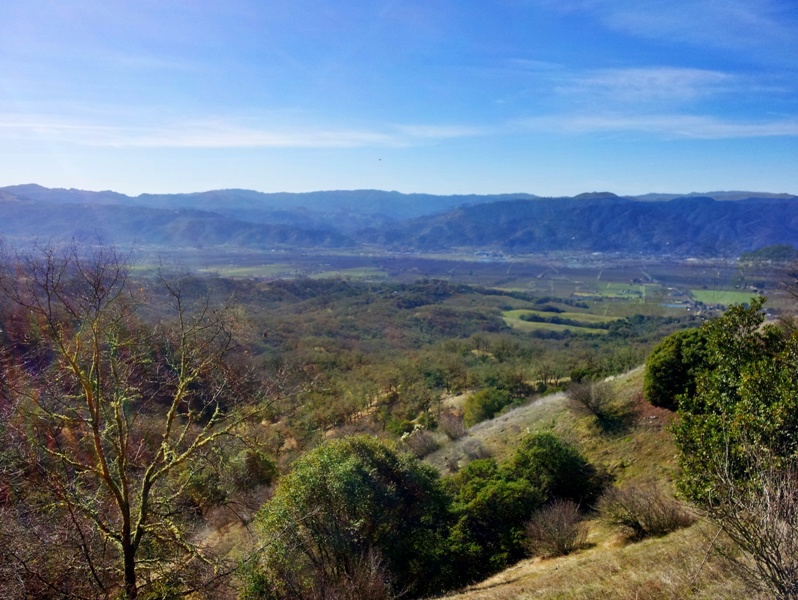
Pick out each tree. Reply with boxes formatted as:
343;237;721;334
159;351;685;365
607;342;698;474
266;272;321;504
672;298;798;597
643;327;707;410
501;432;604;506
0;243;264;599
673;299;794;502
445;457;543;579
244;435;452;600
444;433;602;583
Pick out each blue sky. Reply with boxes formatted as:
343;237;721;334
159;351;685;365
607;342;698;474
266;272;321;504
1;0;797;196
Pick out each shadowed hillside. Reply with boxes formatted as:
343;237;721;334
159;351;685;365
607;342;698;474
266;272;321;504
1;185;796;256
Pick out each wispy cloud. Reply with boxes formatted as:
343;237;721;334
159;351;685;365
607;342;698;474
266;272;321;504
538;0;798;65
0;113;483;149
394;124;486;139
518;113;798;139
558;67;736;105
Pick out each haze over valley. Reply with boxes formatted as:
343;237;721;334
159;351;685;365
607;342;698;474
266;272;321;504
3;1;798;598
3;184;796;258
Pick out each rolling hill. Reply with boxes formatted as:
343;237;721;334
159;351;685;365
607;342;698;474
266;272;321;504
0;185;795;256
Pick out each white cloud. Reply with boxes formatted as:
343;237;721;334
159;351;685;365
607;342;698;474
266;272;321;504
559;67;736;105
538;0;798;65
0;113;482;149
519;113;798;138
394;124;486;139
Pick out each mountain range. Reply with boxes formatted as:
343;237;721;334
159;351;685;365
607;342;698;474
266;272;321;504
1;184;796;257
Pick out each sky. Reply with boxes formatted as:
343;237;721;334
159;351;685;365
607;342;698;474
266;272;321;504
1;0;797;197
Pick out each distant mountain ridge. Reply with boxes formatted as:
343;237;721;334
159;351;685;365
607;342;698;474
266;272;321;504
0;185;795;257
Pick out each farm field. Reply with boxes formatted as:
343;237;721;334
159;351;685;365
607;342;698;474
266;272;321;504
502;318;610;335
690;289;761;306
134;247;795;321
309;266;389;280
502;309;619;335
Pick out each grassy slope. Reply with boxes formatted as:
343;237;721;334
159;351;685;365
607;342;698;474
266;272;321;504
428;368;749;600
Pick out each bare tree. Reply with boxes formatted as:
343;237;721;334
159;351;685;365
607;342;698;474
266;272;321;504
525;499;586;557
0;243;265;599
703;446;798;599
567;380;617;425
598;483;695;541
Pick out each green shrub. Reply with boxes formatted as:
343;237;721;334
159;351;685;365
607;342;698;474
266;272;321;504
501;432;605;505
463;387;513;426
443;433;601;585
446;459;544;581
244;436;451;599
644;327;707;410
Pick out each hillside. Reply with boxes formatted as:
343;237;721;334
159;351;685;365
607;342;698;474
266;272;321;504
366;195;798;256
427;368;747;599
0;185;796;257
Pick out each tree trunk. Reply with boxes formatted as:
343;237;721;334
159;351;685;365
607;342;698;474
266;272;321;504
123;543;137;600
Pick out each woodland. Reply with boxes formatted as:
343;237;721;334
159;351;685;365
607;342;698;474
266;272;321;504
0;237;797;599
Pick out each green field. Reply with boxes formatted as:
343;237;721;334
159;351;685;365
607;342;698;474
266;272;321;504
206;263;297;278
505;309;621;324
691;289;760;306
310;267;389;280
503;318;608;335
502;310;611;335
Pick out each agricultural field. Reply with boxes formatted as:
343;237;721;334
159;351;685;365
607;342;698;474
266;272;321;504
690;289;761;306
502;309;619;335
309;266;389;280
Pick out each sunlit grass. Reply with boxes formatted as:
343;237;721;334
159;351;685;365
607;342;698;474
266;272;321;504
502;311;610;335
208;263;296;277
310;267;389;280
504;309;621;324
690;289;759;306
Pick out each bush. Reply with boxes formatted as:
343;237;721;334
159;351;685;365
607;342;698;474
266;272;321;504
439;408;467;440
598;483;695;541
502;432;605;506
644;327;707;410
567;381;615;417
245;436;452;599
525;499;587;557
463;387;514;426
443;433;601;584
230;449;277;491
400;427;439;458
445;459;544;581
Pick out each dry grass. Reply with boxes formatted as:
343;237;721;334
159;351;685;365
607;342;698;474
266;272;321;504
427;367;757;599
426;367;678;487
438;522;751;600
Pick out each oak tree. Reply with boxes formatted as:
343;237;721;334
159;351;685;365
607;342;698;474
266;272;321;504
0;243;264;599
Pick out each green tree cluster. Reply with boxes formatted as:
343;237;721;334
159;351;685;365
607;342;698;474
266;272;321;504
672;298;798;502
644;327;708;410
244;433;602;598
243;436;452;599
446;432;602;581
668;298;798;597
